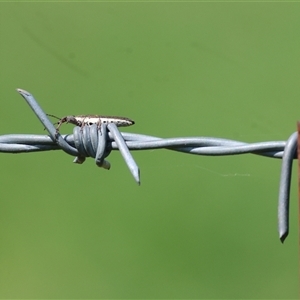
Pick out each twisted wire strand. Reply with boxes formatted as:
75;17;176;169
1;89;296;243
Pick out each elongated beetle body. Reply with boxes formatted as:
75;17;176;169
47;114;135;134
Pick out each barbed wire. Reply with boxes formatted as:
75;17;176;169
1;89;297;243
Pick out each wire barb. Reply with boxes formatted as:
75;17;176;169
0;88;296;242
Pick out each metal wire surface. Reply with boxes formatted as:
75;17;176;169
0;89;297;243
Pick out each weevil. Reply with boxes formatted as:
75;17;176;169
47;114;135;134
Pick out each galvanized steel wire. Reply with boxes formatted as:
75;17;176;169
0;89;297;243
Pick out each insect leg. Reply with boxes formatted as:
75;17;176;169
55;120;64;132
97;117;102;133
80;117;86;132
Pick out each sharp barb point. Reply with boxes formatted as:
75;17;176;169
279;232;288;243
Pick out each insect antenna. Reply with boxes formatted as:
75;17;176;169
44;114;61;131
46;113;61;120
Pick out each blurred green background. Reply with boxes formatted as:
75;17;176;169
0;1;299;299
